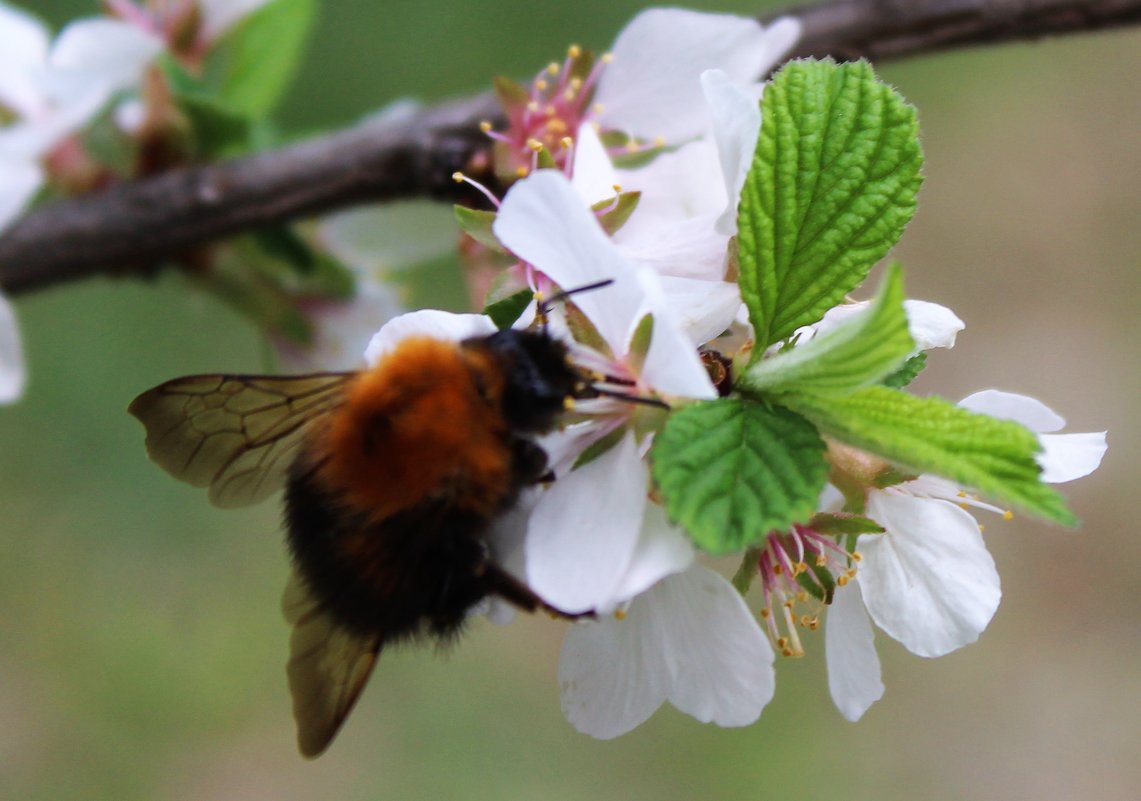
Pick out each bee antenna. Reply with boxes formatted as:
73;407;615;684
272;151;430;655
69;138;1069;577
538;279;616;327
589;386;671;410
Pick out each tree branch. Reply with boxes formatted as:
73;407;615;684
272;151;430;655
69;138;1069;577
2;0;1138;295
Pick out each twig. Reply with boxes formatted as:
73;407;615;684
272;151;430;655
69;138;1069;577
1;0;1138;295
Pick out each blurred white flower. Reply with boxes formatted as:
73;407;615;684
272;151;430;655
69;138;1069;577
0;292;26;403
274;278;404;373
0;2;162;228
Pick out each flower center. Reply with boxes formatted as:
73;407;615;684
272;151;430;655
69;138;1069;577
757;526;860;657
482;45;606;180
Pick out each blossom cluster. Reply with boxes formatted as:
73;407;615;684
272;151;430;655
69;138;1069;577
1;3;1108;742
350;8;1107;738
0;0;273;401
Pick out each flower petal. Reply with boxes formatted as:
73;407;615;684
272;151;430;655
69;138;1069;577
608;501;695;602
0;158;42;232
1037;432;1107;483
197;0;271;41
806;299;963;351
362;309;495;365
0;2;50;117
825;581;884;721
657;275;741;346
50;18;162;94
616;212;729;281
493;170;643;356
902;300;964;350
559;606;668;739
659;566;775;727
559;564;773;738
860;493;1000;657
958;389;1065;433
570;123;620;205
634;270;718;399
525;431;646;613
700;69;760;235
0;291;26;403
595;10;798;143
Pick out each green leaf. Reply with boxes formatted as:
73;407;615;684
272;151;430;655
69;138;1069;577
737;59;923;351
205;0;316;117
484;289;532;330
739;262;914;396
783;386;1076;524
593;191;641;236
883;352;927;388
651;399;827;555
454;206;505;252
159;55;251;158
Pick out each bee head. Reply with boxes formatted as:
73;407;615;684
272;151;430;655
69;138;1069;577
470;329;580;433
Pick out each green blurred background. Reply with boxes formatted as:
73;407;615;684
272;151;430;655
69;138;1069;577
2;2;1137;799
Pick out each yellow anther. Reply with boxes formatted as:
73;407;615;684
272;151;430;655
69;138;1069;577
479;120;493;133
652;135;666;147
794;561;808;576
601;52;614;63
807;617;820;631
526;101;539;112
545;118;567;133
535;79;549;91
592;102;605;115
515;166;530;178
1003;510;1014;521
782;647;795;657
773;564;783;576
560;136;573;149
851;551;862;562
547;62;560;75
544;104;557;116
816;554;828;567
959;502;970;510
796;591;809;603
958;490;968;498
978;524;986;533
625;140;640;153
526;138;544;152
611;183;622;194
563;88;576;101
776;637;788;649
451;171;465;182
570;77;583;90
563;397;577;411
837;574;850;587
567;44;582;58
613;609;627;621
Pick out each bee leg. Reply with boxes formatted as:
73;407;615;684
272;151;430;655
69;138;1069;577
481;562;595;621
509;436;551;486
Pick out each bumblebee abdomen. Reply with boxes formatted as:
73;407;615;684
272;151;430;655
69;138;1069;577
284;460;505;640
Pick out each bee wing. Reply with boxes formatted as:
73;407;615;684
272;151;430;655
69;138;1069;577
282;570;381;759
128;372;354;508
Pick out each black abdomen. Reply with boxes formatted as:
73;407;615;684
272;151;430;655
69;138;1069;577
284;460;502;642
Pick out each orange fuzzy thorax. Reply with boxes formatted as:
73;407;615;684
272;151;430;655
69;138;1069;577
317;337;512;521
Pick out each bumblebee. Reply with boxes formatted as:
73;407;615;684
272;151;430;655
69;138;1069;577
131;320;603;756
